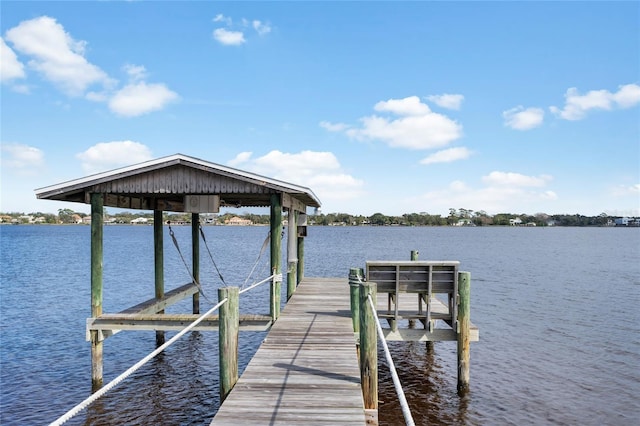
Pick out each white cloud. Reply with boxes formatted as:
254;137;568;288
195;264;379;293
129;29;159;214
333;96;462;150
503;106;544;130
550;83;640;120
123;64;148;82
253;20;272;36
613;84;640;108
5;16;111;96
319;121;350;132
108;82;179;117
212;14;271;46
213;28;246;46
228;151;253;167
482;171;552;187
213;14;232;26
1;37;26;82
611;183;640;197
374;96;430;116
227;150;364;204
426;93;464;110
414;171;557;215
1;143;44;174
76;141;153;174
420;147;472;165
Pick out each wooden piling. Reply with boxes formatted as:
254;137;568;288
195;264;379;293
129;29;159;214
359;281;377;410
154;210;165;346
218;286;239;402
286;210;297;301
297;234;304;284
409;250;418;328
191;214;200;315
270;194;282;320
457;271;471;395
90;193;104;390
348;268;363;333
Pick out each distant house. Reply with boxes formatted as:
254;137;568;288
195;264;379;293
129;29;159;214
225;216;252;226
131;217;149;224
509;218;522;226
71;214;83;224
82;216;92;224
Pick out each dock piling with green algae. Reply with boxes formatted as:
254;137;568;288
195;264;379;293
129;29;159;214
218;286;239;402
359;280;378;411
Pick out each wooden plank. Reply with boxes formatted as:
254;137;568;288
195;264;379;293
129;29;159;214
87;314;272;336
119;282;199;314
210;277;366;425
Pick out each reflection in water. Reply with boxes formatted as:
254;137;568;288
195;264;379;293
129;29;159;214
83;332;220;426
378;320;473;426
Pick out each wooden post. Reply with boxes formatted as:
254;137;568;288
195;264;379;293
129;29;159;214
457;271;471;395
90;193;104;391
348;268;363;333
218;286;239;402
270;194;282;320
286;209;297;301
154;210;165;346
409;251;418;328
191;213;200;315
359;281;377;410
297;234;304;285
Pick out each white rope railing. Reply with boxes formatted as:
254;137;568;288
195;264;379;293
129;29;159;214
49;298;228;426
240;272;282;295
50;270;281;426
367;293;416;426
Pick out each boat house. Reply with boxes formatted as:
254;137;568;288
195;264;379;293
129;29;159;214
35;153;321;389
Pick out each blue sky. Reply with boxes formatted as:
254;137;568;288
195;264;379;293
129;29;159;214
1;1;639;217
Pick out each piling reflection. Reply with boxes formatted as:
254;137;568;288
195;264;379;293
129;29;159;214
378;337;472;426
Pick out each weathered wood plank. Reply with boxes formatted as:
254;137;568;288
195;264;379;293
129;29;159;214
210;277;366;425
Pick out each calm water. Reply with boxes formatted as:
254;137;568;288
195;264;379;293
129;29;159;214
1;225;639;425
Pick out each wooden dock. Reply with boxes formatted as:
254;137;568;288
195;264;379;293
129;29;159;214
210;277;367;425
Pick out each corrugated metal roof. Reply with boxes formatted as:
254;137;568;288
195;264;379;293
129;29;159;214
35;153;321;211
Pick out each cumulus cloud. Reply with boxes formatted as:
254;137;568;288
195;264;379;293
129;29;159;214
420;147;472;165
1;143;44;174
213;28;246;46
4;16;112;96
426;93;464;110
76;141;153;174
482;171;552;187
227;150;365;203
212;13;272;46
326;96;462;150
108;81;179;117
4;17;178;116
1;37;26;82
503;106;544;130
550;83;640;120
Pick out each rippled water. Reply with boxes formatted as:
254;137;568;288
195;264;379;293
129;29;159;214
1;225;639;425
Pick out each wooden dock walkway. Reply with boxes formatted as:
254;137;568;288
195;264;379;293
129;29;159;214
210;277;367;425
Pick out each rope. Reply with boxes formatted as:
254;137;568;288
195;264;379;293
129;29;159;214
49;297;229;426
198;224;226;286
242;231;271;290
240;272;282;295
366;293;415;426
168;222;214;304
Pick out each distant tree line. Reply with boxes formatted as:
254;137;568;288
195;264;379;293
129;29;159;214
1;208;635;227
